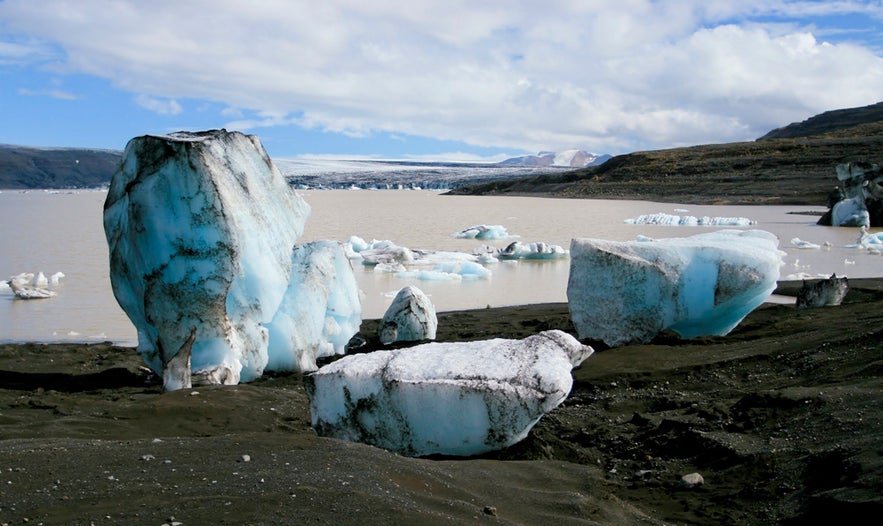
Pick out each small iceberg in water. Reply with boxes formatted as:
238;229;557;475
454;224;516;240
625;213;755;227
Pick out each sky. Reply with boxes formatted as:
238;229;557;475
1;0;883;161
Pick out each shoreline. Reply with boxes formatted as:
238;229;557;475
2;282;882;524
2;277;878;348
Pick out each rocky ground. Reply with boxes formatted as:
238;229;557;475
1;280;881;525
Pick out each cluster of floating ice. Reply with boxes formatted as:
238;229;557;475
625;213;755;227
344;236;568;282
1;271;65;299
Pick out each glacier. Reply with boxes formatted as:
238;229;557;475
567;230;783;346
103;130;360;388
305;330;593;457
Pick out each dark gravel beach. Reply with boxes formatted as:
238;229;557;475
1;279;882;525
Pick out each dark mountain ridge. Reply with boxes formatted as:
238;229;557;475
0;144;122;189
449;102;883;206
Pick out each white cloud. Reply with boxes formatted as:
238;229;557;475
135;94;182;116
17;87;77;100
1;0;882;153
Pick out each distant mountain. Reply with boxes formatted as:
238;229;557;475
758;101;883;140
450;109;883;206
499;150;610;168
0;144;122;189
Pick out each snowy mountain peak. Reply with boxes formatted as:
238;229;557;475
498;149;608;168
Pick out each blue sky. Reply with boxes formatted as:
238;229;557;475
2;1;883;161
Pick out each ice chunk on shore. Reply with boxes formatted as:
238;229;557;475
379;285;437;344
104;130;312;385
568;230;783;346
265;240;362;373
305;330;593;457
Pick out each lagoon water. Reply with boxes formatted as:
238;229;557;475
2;189;881;345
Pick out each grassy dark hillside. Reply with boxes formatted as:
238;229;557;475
449;120;883;206
0;145;122;189
760;101;883;139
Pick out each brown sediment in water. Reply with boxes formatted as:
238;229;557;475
1;279;882;525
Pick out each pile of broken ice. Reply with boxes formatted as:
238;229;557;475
104;130;361;387
306;330;593;457
567;230;784;346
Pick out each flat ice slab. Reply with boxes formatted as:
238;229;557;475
305;330;593;457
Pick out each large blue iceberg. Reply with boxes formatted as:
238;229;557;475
567;230;783;346
104;130;361;389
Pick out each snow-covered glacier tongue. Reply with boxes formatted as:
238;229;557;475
104;130;359;388
567;230;783;346
305;330;593;457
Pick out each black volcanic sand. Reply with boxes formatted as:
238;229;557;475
2;280;882;525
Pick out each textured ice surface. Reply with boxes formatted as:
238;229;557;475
625;213;755;227
305;330;593;457
499;241;568;260
104;130;360;386
266;240;362;373
379;285;437;344
454;224;514;240
568;230;783;346
832;196;869;227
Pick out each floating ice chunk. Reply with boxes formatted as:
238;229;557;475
454;224;514;240
831;196;869;227
379;285;437;344
374;262;406;273
856;226;883;248
32;272;49;288
359;241;415;266
49;272;65;285
305;330;594;457
265;240;362;373
568;230;783;346
347;235;370;253
499;241;568;260
416;250;480;264
432;261;492;279
625;213;755;227
8;274;56;299
790;237;821;249
395;269;463;281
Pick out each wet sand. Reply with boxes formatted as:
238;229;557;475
1;279;882;525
